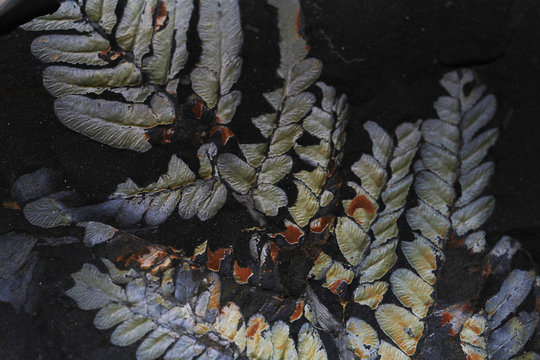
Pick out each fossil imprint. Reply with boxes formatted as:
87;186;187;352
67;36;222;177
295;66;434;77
4;0;538;359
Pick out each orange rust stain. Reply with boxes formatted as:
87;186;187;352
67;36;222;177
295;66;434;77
154;2;168;31
461;303;474;313
441;312;453;326
295;10;302;37
124;248;150;267
206;247;231;272
152;257;173;274
208;281;221;311
328;279;348;295
467;354;485;360
160;127;175;144
2;200;20;210
448;234;466;249
270;241;279;261
192;102;203;119
274;224;303;245
290;300;304;322
481;263;492;277
220;126;234;145
41;37;48;43
110;52;122;61
470;262;492;277
98;46;124;61
466;322;483;336
233;261;253;284
247;319;263;338
310;216;335;233
210;126;235;145
246;323;258;338
275;304;287;317
99;45;111;56
120;245;180;274
328;159;338;177
346;195;375;219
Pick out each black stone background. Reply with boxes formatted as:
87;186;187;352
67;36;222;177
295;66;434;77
0;0;539;358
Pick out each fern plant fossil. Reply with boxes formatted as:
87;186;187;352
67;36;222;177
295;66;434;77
1;0;538;359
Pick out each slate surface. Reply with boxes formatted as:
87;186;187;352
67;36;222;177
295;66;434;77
0;1;539;359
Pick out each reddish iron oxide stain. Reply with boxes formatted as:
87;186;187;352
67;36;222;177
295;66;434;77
274;304;287;317
209;126;235;145
208;282;221;310
327;159;337;177
447;234;466;249
294;9;309;51
270;241;279;261
233;261;253;284
117;245;181;274
466;322;483;336
192;102;204;119
346;195;375;219
295;10;303;38
160;127;175;144
124;248;150;267
98;45;123;61
441;312;458;335
461;304;474;313
274;224;303;244
310;216;335;233
2;200;20;210
468;354;485;360
290;300;304;322
247;320;260;338
470;262;492;277
206;248;231;272
441;312;453;326
481;263;492;277
99;45;111;56
153;2;168;31
328;279;347;295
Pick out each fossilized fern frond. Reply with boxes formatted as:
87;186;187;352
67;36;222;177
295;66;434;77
23;0;348;233
24;0;196;151
13;1;540;359
65;234;332;360
24;0;243;151
298;69;523;359
215;0;348;231
407;69;497;248
302;119;422;358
